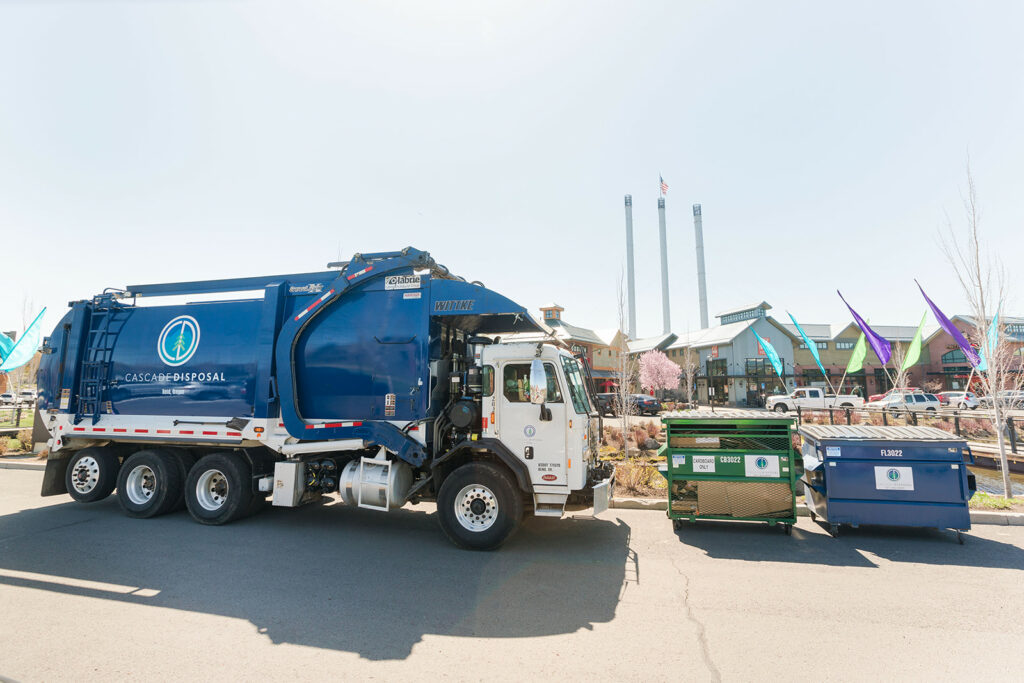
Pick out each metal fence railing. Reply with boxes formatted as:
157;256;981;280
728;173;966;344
793;405;1020;455
0;404;30;431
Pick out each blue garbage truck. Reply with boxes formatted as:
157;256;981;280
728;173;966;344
35;248;614;549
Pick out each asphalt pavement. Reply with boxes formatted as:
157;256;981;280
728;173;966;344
1;468;1023;681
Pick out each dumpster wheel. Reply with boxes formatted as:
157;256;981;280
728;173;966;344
783;523;792;536
828;523;839;538
956;530;965;545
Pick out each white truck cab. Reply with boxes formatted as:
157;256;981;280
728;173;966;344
767;387;865;413
479;342;604;514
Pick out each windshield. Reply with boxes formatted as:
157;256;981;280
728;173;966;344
560;356;592;414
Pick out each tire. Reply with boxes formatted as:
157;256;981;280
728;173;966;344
185;452;255;525
437;461;524;550
958;402;967;410
116;449;184;518
65;447;120;503
926;407;936;412
840;403;853;409
774;404;787;413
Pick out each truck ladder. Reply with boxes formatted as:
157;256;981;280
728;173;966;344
75;296;130;425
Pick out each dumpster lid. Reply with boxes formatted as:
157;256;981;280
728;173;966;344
799;424;964;442
662;409;793;422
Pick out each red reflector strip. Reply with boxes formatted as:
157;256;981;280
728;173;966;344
93;428;106;432
202;431;217;436
179;430;193;435
157;429;170;434
305;421;362;430
293;288;336;321
346;266;373;280
73;427;85;432
113;428;127;433
134;429;148;433
227;431;241;437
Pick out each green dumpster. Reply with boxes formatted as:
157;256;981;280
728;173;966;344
658;410;798;534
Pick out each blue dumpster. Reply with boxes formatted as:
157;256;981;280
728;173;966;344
799;425;977;542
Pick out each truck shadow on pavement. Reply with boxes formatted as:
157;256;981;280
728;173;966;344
673;519;1024;570
0;497;632;660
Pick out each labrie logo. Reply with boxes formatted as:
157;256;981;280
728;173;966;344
158;315;200;367
755;456;769;470
886;468;901;482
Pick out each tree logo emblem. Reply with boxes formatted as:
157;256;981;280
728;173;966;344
887;468;901;482
755;456;769;469
523;425;536;438
158;315;200;367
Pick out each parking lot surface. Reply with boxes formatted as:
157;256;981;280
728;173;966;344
1;468;1022;681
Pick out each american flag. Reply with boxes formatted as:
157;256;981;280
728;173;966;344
659;175;668;195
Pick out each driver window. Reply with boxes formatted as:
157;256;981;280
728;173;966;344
502;363;563;403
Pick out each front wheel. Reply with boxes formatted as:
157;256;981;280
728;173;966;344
437;461;524;550
773;404;787;413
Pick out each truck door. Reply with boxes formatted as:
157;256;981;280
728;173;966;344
497;361;567;486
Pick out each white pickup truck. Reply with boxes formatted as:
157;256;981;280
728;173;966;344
766;387;864;413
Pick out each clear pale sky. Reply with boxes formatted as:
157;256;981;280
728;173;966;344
1;1;1021;339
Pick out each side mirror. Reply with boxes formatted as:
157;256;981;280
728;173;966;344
529;359;548;405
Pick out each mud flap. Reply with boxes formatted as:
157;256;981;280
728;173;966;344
41;455;70;497
591;473;614;516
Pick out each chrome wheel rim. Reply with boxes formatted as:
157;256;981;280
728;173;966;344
454;484;499;532
125;465;156;505
71;456;100;494
196;469;228;511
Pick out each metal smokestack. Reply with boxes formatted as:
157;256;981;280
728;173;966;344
624;195;637;340
693;203;709;329
658;196;671;334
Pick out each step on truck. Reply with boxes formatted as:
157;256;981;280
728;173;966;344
35;248;614;550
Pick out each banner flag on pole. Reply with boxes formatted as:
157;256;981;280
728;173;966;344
0;331;14;361
0;309;46;372
901;312;927;371
846;329;868;374
837;291;891;364
788;312;827;379
752;328;784;378
977;302;1001;373
915;280;981;368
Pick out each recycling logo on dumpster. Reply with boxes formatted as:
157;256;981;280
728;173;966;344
874;465;914;491
744;454;779;477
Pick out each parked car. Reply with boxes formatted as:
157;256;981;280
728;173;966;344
0;393;16;405
937;391;979;410
633;394;662;416
867;392;940;415
593;393;661;416
996;390;1024;409
766;386;864;413
18;390;37;404
867;387;922;403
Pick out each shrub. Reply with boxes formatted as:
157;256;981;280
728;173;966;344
6;438;23;452
645;420;659;439
17;429;31;444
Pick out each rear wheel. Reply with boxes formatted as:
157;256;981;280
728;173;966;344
65;447;120;503
437;461;523;550
116;449;184;518
185;453;255;525
774;404;787;413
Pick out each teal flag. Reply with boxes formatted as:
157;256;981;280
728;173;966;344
0;308;45;372
0;331;13;361
752;328;784;378
977;303;1000;373
788;312;827;379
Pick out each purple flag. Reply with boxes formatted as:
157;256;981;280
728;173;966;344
837;290;892;364
916;281;981;367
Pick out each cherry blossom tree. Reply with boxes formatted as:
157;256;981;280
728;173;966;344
639;350;681;398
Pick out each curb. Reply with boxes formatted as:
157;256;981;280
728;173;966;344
0;459;46;471
610;497;1024;526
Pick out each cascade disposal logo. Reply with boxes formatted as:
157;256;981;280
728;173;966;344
755;456;769;470
887;468;901;482
158;315;200;366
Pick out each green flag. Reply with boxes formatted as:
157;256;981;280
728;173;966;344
900;313;927;371
846;330;867;374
